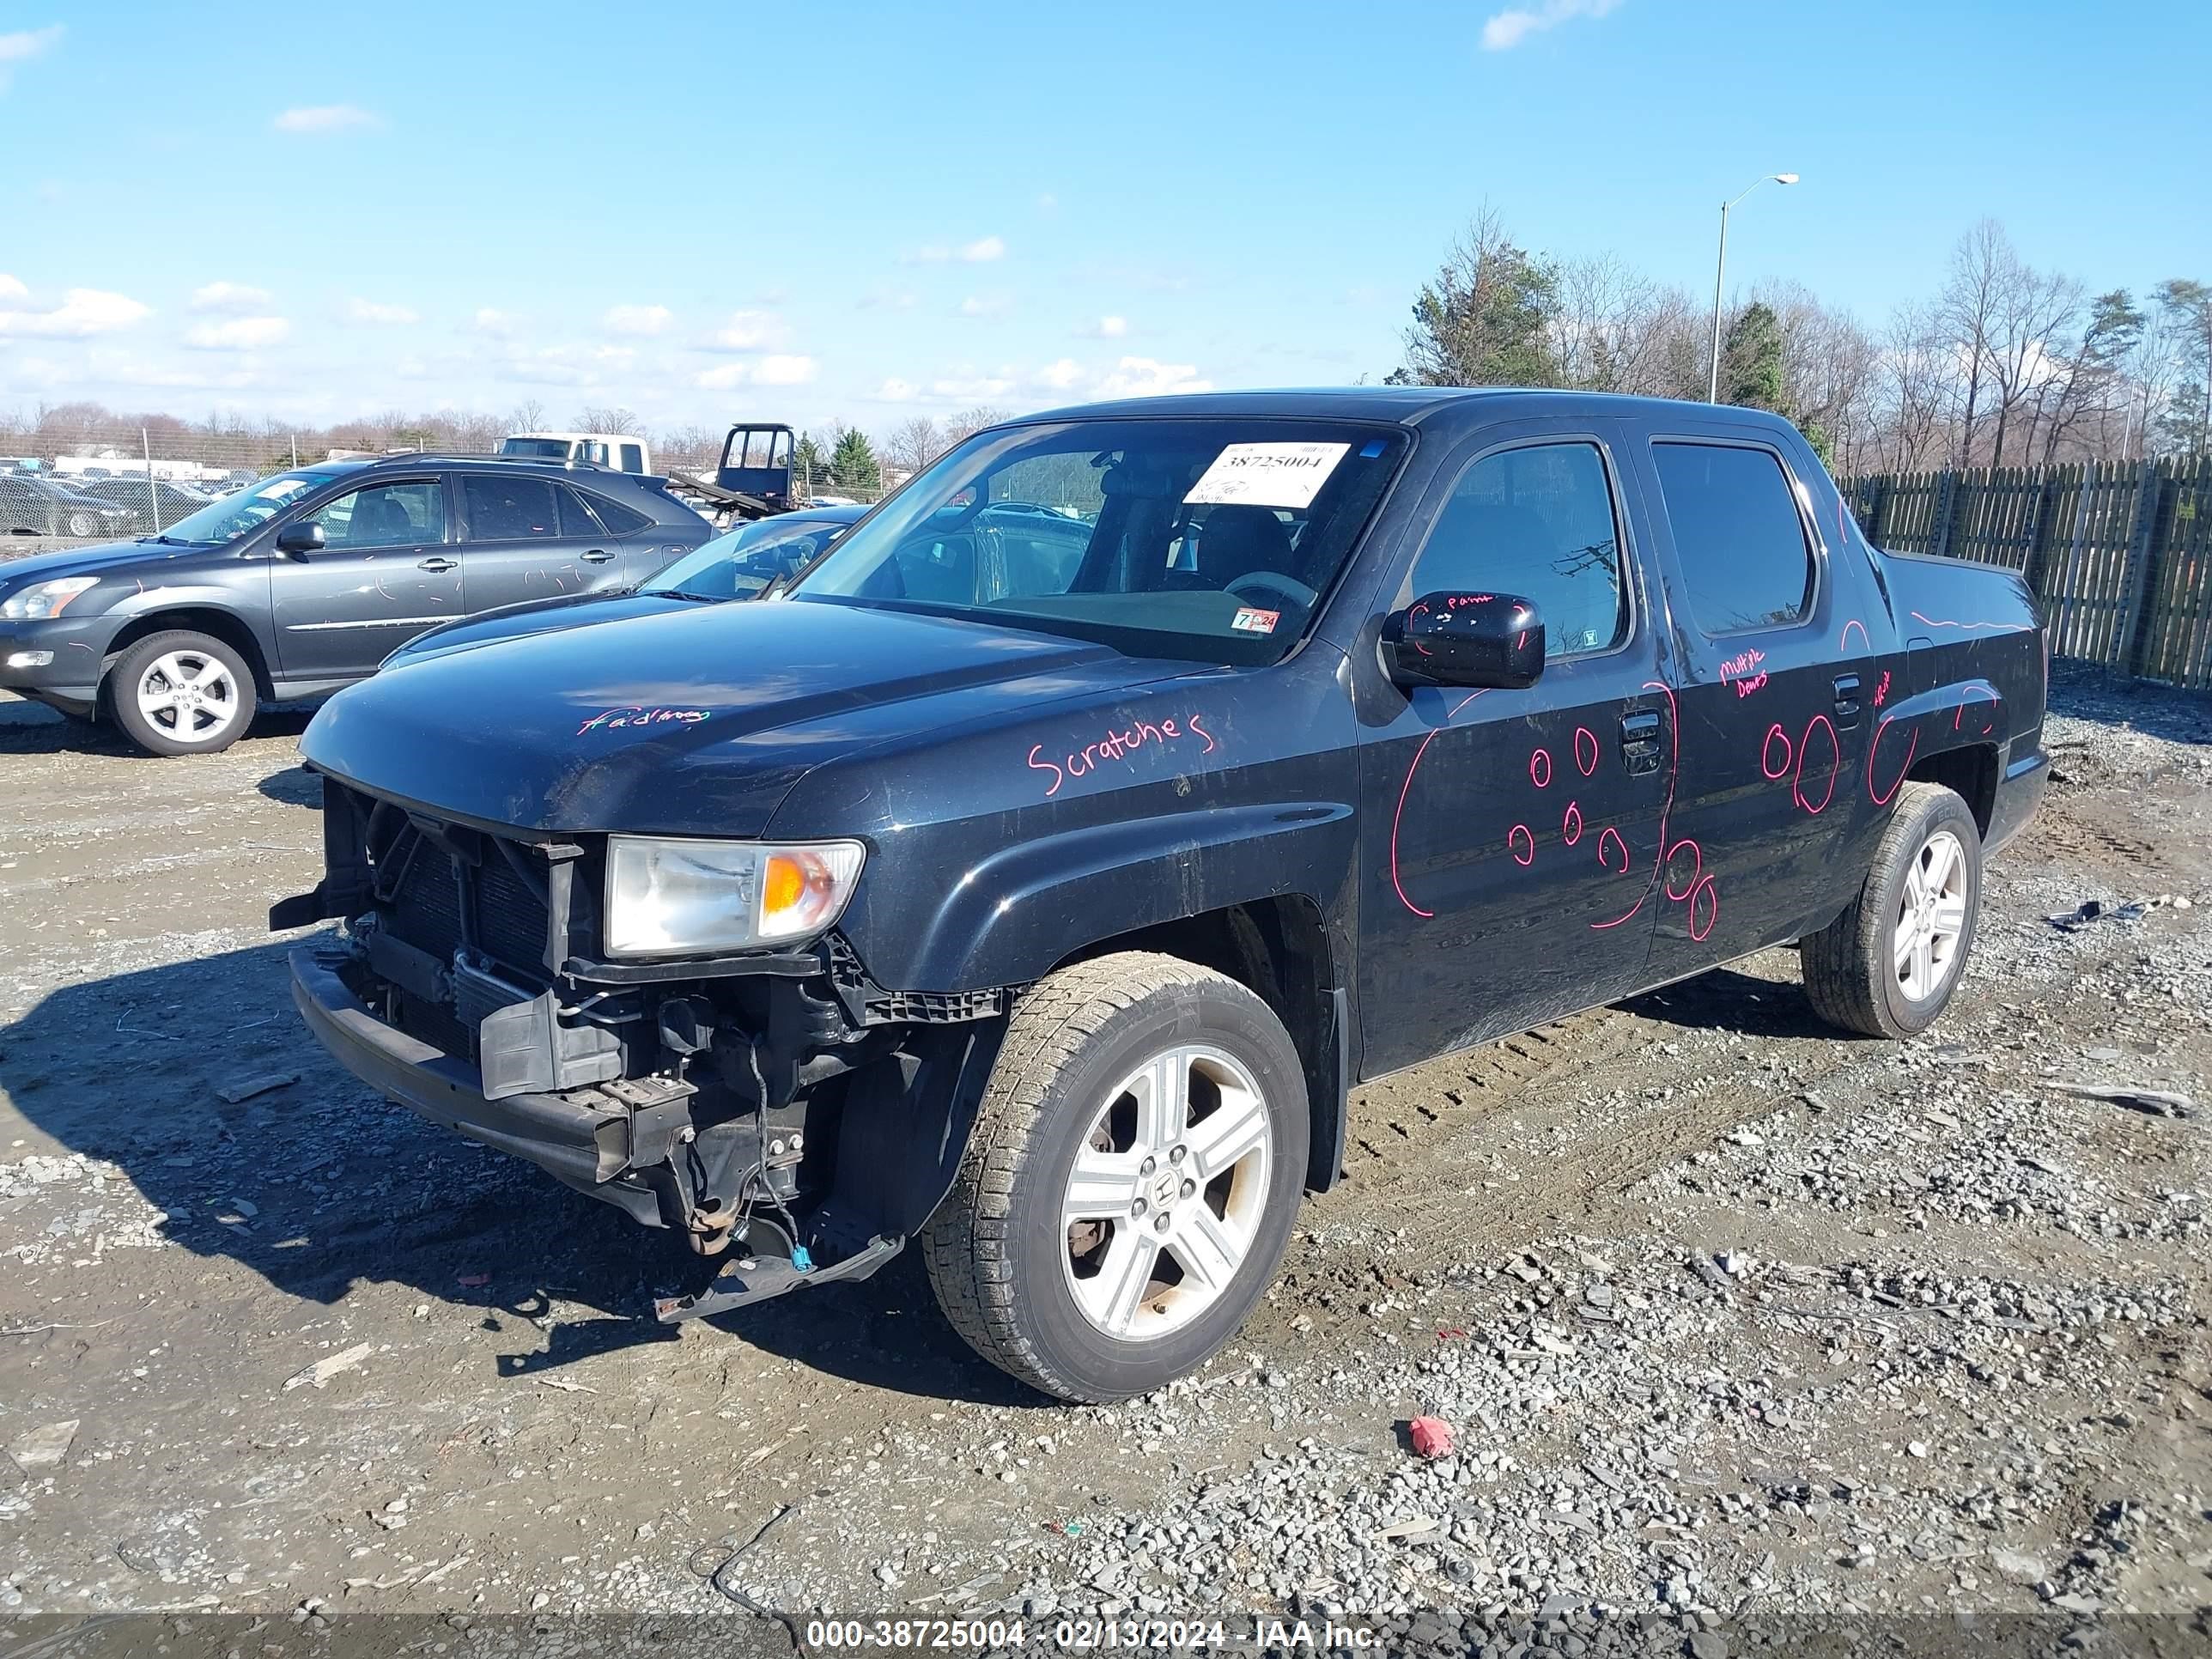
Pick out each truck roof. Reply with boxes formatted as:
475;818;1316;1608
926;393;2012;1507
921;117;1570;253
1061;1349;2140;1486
1018;386;1803;435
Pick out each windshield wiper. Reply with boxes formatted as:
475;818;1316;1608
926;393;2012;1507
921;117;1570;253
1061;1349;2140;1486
651;589;734;603
137;534;189;546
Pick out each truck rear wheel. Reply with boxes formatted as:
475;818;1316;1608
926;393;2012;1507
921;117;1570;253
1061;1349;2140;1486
1801;781;1982;1039
922;951;1308;1403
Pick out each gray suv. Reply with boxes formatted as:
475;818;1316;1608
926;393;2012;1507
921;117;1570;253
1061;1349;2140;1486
0;454;710;756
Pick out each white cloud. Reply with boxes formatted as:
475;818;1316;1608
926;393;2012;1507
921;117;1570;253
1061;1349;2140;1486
0;284;152;337
857;284;919;311
346;297;418;325
692;354;812;390
708;309;790;350
604;303;672;336
958;295;1011;319
930;372;1015;400
184;315;290;349
191;281;270;313
473;307;514;336
906;234;1006;265
1480;0;1624;51
1033;358;1082;390
872;379;918;402
0;24;64;92
1091;356;1211;398
273;103;380;133
1080;314;1129;338
756;354;817;386
1036;192;1058;212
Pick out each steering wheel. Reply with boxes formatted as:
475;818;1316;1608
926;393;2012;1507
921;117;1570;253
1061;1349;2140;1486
1225;570;1319;609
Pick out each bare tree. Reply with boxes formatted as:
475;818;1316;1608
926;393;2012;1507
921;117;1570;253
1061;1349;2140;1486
882;416;946;478
1936;221;2012;467
507;399;547;434
1984;262;2083;466
1549;254;1698;396
573;404;642;435
941;406;1014;444
1875;301;1958;472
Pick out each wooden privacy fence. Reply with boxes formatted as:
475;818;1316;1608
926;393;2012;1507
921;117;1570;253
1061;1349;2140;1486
1840;458;2212;692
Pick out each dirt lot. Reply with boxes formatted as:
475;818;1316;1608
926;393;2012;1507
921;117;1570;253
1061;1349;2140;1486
3;672;2209;1652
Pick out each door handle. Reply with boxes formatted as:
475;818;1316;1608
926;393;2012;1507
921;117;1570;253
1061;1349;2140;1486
416;556;457;574
1620;710;1662;776
580;549;614;564
1832;673;1862;729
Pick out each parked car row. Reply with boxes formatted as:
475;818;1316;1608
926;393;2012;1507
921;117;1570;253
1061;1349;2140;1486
0;453;720;754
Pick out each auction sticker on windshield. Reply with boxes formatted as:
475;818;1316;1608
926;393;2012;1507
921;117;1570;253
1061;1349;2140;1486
1185;441;1348;509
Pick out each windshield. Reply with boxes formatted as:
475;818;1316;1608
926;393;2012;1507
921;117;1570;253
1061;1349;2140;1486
793;418;1407;664
155;471;339;544
645;515;854;599
498;438;573;459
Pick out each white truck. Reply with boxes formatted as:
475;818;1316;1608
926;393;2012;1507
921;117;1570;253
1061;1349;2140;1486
496;431;651;474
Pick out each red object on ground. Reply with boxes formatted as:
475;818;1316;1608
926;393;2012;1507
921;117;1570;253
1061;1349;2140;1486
1409;1415;1455;1458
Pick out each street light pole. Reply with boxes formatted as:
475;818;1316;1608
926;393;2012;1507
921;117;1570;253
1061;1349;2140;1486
1707;173;1799;404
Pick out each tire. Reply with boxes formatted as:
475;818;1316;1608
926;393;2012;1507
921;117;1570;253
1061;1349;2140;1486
108;630;257;757
65;509;98;538
1802;781;1982;1039
923;951;1310;1402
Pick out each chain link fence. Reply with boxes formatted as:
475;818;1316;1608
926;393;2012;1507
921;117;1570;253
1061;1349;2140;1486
1;418;895;545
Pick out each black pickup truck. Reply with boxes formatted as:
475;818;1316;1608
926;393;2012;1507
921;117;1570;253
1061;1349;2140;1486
274;390;2047;1402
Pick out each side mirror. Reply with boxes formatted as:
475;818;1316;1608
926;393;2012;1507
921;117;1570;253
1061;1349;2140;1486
1383;591;1545;690
275;521;325;556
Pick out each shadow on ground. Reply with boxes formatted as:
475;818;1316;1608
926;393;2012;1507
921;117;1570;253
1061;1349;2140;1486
0;694;314;756
0;938;1036;1406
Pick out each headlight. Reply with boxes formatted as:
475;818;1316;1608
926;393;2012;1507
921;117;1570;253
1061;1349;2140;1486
1;576;99;621
604;836;865;957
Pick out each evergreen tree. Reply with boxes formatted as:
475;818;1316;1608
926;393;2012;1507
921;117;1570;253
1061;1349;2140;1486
1720;301;1787;413
828;427;880;490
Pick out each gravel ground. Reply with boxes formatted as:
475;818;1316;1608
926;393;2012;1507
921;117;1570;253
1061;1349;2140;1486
2;666;2209;1656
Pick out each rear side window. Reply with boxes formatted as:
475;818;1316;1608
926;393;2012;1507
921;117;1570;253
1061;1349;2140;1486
462;476;557;541
1649;442;1815;635
552;483;604;538
580;490;652;535
1407;441;1627;658
619;443;644;473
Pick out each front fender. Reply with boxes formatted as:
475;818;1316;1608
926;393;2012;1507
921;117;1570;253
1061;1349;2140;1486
902;800;1354;991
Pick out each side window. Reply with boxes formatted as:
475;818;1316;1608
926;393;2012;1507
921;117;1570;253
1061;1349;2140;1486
462;476;558;541
1649;442;1815;634
580;491;651;535
305;480;444;549
619;443;644;474
552;483;605;538
1408;441;1627;658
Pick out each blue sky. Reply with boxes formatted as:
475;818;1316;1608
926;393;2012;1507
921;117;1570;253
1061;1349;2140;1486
3;0;2209;433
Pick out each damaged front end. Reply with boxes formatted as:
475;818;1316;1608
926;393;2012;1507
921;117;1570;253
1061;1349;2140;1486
274;778;1008;1322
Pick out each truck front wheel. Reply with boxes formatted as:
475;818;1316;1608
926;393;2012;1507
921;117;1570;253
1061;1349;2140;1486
922;951;1309;1403
1802;781;1983;1039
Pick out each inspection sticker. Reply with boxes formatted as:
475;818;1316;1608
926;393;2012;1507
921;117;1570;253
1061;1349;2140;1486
1185;441;1349;509
1231;606;1280;634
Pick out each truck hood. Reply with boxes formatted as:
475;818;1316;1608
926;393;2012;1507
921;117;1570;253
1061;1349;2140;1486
301;597;1175;836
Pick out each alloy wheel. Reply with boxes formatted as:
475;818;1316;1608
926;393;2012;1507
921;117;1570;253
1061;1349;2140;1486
137;649;241;743
1060;1043;1273;1340
1893;828;1968;1001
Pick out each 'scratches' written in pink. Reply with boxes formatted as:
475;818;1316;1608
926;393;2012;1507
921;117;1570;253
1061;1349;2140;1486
1027;713;1216;798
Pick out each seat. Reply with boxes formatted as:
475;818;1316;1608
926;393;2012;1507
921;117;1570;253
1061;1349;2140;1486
1194;506;1297;590
349;493;416;547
